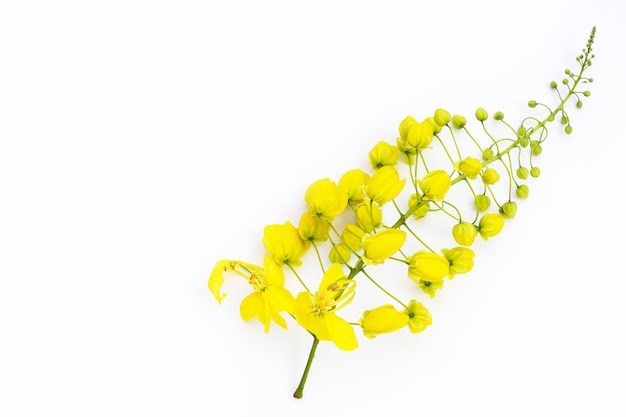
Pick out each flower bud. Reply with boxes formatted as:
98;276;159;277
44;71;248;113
565;125;573;135
339;169;370;203
263;222;309;266
433;108;451;126
298;212;330;242
481;168;500;185
478;213;504;240
517;126;527;137
530;167;541;178
441;247;475;278
407;250;449;282
520;137;530;147
451;114;467;129
360;305;409;338
532;144;542;156
452;222;478;246
329;243;351;264
516;166;529;179
419;170;451;201
516;184;529;199
305;178;348;221
398;116;418;140
408;193;430;220
454;156;483;179
355;201;383;233
369;141;398;170
475;107;489;122
528;100;537;108
342;224;366;252
550;80;558;88
406;121;434;149
425;117;442;134
499;201;518;219
482;148;494;161
474;194;491;212
493;111;504;120
362;229;406;265
404;300;432;333
366;166;406;205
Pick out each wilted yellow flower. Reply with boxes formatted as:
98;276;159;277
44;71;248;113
355;201;382;233
369;141;398;169
305;178;348;221
239;256;297;332
404;300;433;333
360;305;409;338
298;212;330;243
481;168;500;185
419;170;451;201
478;213;504;240
342;224;366;252
263;222;309;266
452;222;478;246
338;169;370;203
295;264;358;350
408;193;430;220
362;229;406;265
441;247;475;278
407;250;449;282
366;166;406;205
454;156;483;179
329;243;351;264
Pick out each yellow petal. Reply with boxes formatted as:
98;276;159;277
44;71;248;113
325;312;358;351
360;305;409;338
362;229;406;265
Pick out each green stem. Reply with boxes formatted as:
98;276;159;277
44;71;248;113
293;335;320;399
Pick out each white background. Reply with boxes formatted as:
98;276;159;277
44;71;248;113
1;1;624;416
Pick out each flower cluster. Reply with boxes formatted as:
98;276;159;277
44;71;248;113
208;27;596;398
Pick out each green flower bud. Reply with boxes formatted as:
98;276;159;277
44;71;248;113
474;194;491;212
516;184;529;199
433;108;451;126
550;81;558;88
562;78;569;85
425;116;442;134
519;137;530;147
452;222;478;246
532;144;542;156
482;148;494;161
499;201;517;219
517;126;527;137
329;243;351;264
493;111;504;120
583;91;591;97
530;167;541;178
516;166;529;180
576;101;583;109
451;114;467;129
547;114;555;122
481;168;500;185
561;116;568;125
565;125;573;135
528;100;537;108
475;107;488;122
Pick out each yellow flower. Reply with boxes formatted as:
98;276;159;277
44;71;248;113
433;108;451;127
239;256;297;333
407;250;449;282
481;168;500;185
342;224;366;252
362;229;406;265
366;166;406;205
419;170;451;201
355;201;382;233
441;247;475;278
404;300;432;333
398;116;418;141
454;156;483;179
369;141;398;169
338;169;370;203
478;213;504;240
263;222;309;266
298;212;330;243
359;305;409;338
452;222;478;246
417;279;444;298
208;260;232;303
305;178;348;221
408;193;430;220
295;264;358;350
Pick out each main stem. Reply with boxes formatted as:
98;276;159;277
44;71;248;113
293;335;320;399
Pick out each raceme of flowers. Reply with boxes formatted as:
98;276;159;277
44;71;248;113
208;27;596;398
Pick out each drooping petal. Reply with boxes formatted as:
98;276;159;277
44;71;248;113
240;292;264;323
208;260;230;303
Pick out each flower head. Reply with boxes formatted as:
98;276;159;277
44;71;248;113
338;169;370;204
404;300;433;333
366;166;406;205
295;264;358;350
452;222;478;246
441;247;475;278
369;141;398;169
419;170;451;201
478;213;504;240
298;212;330;243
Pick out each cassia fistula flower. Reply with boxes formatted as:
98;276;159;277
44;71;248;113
338;169;370;203
362;229;406;265
478;213;504;240
441;247;475;278
305;178;348;221
407;251;449;282
360;305;409;338
419;170;451;201
404;300;433;333
342;224;366;252
295;264;358;350
369;141;398;169
355;201;382;233
366;166;405;205
298;212;330;243
455;156;483;179
452;222;478;246
263;222;309;266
